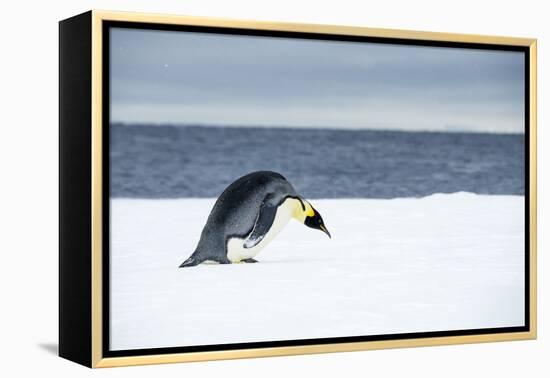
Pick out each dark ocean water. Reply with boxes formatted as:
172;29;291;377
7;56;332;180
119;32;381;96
110;124;524;199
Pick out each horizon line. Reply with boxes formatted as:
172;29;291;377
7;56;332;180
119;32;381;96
110;121;525;136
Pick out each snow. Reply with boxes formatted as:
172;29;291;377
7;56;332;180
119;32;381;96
110;193;525;351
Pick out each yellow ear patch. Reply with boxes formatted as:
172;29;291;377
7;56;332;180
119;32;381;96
305;203;315;217
288;198;315;222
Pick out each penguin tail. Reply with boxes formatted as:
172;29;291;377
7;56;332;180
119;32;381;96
179;254;200;268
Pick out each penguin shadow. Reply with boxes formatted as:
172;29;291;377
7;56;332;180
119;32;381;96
37;343;58;355
177;256;335;268
177;260;233;269
249;257;334;265
178;259;328;268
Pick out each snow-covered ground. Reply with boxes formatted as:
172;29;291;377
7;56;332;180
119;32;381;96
110;193;525;351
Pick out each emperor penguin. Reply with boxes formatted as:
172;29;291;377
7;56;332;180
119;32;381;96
179;171;330;267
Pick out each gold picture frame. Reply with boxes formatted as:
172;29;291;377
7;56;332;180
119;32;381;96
59;9;537;368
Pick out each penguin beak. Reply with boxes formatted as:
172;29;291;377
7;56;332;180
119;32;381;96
319;224;331;239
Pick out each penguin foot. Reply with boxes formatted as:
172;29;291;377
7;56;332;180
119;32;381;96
242;258;258;263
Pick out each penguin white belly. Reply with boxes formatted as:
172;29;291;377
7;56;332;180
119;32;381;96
226;198;296;263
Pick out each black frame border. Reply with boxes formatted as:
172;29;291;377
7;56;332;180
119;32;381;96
101;20;531;359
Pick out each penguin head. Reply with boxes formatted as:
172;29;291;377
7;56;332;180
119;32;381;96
300;202;331;238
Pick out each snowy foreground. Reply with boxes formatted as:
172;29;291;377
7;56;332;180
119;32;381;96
110;193;525;351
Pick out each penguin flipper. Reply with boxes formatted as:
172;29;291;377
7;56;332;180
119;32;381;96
244;200;277;249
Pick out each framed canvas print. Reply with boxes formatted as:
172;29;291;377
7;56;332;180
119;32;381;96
59;10;537;368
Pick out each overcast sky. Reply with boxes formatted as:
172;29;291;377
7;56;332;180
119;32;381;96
110;27;525;133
